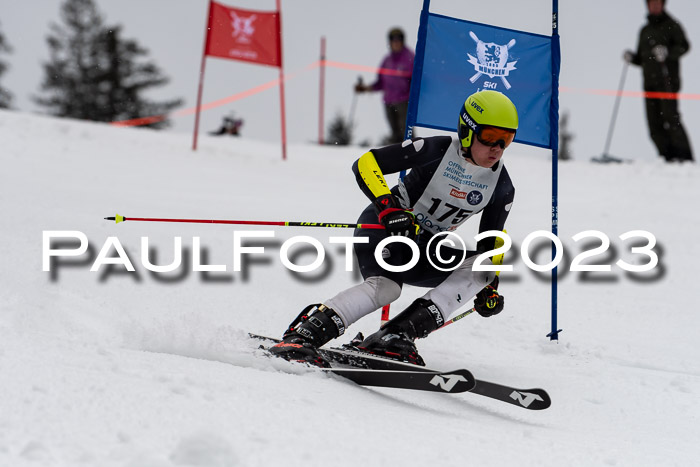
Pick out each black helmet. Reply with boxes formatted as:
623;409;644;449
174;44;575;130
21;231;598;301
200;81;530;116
388;27;405;43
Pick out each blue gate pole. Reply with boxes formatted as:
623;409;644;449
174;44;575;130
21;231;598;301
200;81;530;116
547;0;563;341
386;0;430;322
400;0;430;179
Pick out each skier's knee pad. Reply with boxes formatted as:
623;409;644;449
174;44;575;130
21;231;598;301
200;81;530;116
365;275;402;307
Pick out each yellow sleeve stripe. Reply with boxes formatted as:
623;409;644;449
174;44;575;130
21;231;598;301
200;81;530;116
492;229;507;276
357;151;392;198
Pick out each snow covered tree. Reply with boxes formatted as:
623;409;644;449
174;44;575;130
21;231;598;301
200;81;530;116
35;0;181;128
0;21;13;109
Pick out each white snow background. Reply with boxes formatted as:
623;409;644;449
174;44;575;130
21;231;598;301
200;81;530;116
1;109;699;466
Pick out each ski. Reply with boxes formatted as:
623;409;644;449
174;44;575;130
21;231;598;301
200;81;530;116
471;380;551;410
249;333;551;409
249;333;428;371
324;368;476;393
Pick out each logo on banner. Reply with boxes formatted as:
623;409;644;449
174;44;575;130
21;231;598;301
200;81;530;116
467;31;518;90
230;12;257;44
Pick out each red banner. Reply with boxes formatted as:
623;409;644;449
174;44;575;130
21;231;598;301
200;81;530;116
205;1;281;67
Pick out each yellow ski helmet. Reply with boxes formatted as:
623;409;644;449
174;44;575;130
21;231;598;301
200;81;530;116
458;90;518;150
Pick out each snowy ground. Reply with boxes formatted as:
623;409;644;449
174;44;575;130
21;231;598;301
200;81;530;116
1;109;699;466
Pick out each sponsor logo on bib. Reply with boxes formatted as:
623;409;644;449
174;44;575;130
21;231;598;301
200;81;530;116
449;188;467;199
467;191;483;205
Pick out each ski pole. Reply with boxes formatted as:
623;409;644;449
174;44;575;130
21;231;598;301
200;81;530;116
348;76;362;126
601;61;629;158
435;307;476;332
104;214;384;229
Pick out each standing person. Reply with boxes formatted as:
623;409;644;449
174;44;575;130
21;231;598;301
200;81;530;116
624;0;693;162
270;90;518;367
355;27;414;144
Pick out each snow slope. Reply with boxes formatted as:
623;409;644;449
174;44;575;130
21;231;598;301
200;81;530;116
1;109;699;466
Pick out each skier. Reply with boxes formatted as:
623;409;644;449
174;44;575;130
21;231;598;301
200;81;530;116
270;90;518;367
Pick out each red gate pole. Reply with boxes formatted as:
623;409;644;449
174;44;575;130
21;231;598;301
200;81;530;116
192;1;212;151
380;304;391;325
318;36;326;145
276;0;287;160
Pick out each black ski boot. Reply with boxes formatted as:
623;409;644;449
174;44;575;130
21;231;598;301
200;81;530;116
268;304;345;367
357;298;444;366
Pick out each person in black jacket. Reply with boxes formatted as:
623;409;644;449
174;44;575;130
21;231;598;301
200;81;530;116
624;0;693;162
269;91;519;367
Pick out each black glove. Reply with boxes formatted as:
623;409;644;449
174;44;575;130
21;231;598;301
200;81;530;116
374;195;416;239
378;208;418;239
474;276;504;317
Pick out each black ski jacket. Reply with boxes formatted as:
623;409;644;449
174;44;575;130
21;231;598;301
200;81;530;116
630;11;690;92
351;136;514;253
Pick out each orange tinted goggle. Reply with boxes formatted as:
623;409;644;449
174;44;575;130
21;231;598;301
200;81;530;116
476;126;516;149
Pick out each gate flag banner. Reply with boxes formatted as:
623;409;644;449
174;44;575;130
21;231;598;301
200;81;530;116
205;1;281;67
408;13;554;148
193;1;287;160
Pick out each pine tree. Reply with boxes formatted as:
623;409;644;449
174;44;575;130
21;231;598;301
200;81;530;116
0;21;13;109
35;0;181;128
326;112;353;146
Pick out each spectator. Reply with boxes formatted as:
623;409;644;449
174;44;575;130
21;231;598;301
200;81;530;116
355;27;414;144
624;0;693;162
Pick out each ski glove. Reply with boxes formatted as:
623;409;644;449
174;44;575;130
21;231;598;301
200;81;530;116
355;83;369;93
378;208;418;239
474;276;504;317
374;194;418;239
623;50;635;63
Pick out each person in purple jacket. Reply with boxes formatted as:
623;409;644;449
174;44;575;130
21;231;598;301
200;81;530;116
355;27;414;144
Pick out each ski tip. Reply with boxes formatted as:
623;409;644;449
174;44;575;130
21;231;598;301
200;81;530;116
510;388;552;410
